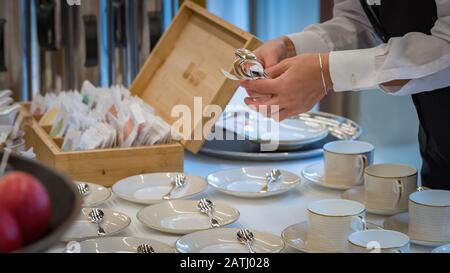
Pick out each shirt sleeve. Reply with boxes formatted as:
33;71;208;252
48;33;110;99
329;0;450;93
287;0;450;95
286;0;382;54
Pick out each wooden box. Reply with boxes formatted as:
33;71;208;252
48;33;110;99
24;1;261;187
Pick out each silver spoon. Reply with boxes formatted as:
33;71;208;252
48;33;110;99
77;183;90;197
162;174;186;200
261;169;282;193
137;244;155;253
197;198;220;228
88;209;106;236
237;229;256;253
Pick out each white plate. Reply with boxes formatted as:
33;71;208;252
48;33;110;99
301;162;353;190
112;173;208;205
216;110;328;150
137;200;240;234
207;167;300;198
342;186;407;216
62;208;131;242
282;221;383;253
176;228;285;253
66;237;174;253
432;244;450;253
75;182;111;207
383;213;450;247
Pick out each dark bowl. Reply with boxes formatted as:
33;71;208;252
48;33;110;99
0;151;81;253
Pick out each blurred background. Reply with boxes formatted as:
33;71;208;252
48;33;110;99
0;0;420;169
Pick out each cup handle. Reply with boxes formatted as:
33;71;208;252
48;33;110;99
357;155;368;185
352;215;367;231
393;180;403;207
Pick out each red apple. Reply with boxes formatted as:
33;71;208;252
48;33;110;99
0;172;51;244
0;208;23;253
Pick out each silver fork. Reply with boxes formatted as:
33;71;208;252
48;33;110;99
261;169;282;193
88;209;106;236
197;198;220;228
162;174;186;200
237;229;256;253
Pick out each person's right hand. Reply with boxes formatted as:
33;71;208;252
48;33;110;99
246;36;296;102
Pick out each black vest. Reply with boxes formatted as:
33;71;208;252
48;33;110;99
360;0;450;190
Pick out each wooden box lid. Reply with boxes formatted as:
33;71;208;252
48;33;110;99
130;1;261;154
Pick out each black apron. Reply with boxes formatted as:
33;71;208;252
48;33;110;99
360;0;450;190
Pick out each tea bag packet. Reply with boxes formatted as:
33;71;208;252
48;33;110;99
31;94;46;116
61;127;81;152
49;106;71;138
78;127;104;150
81;80;99;109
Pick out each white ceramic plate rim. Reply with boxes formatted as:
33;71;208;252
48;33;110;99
217;110;329;146
62;208;131;242
112;173;208;205
301;162;354;190
136;200;240;234
175;228;285;253
75;236;175;253
75;181;112;207
207;167;301;198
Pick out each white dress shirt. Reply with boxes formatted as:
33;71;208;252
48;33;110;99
286;0;450;95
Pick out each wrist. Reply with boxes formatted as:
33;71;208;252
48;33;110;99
280;36;297;58
320;53;334;93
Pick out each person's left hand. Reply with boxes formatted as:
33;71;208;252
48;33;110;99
241;53;333;121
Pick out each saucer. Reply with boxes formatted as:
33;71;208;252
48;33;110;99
207;167;300;198
432;243;450;253
75;181;111;207
383;213;450;247
66;237;175;253
112;173;208;205
301;162;353;190
282;221;383;253
62;208;131;242
176;228;285;253
342;186;407;216
137;200;240;235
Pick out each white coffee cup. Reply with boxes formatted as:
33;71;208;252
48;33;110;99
364;164;418;211
348;230;410;253
307;199;366;252
323;141;374;187
409;190;450;243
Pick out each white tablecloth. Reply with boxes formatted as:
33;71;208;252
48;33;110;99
49;145;433;253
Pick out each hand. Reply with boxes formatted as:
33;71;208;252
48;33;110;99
241;53;333;121
247;36;296;100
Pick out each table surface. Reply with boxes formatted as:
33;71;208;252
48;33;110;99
49;145;433;253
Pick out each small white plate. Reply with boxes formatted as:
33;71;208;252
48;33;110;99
383;213;450;247
176;228;285;253
75;182;111;207
66;237;174;253
282;221;383;253
216;110;328;150
432;244;450;253
62;208;131;242
342;186;406;216
301;162;353;190
207;167;300;198
137;200;240;234
112;173;208;205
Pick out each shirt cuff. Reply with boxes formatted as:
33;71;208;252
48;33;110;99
329;48;380;92
286;31;330;55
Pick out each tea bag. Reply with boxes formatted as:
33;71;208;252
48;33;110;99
61;127;81;151
31;94;46;116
